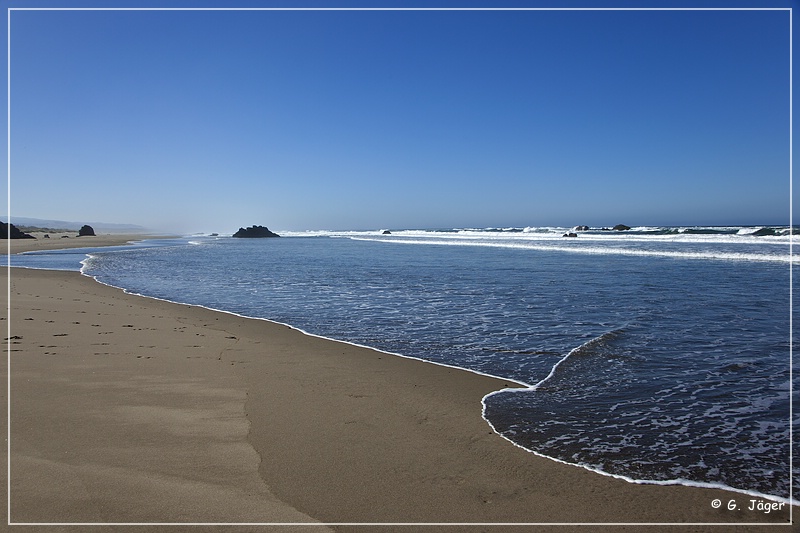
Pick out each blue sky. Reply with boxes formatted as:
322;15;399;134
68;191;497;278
4;2;794;233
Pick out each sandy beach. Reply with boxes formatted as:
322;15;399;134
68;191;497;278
5;232;169;254
4;237;793;531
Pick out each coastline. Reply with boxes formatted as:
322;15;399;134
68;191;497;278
4;238;793;529
5;233;175;254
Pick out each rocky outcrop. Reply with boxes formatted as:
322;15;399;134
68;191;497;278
612;224;631;231
0;222;35;239
382;230;392;235
78;225;96;236
232;225;280;238
573;225;589;231
562;232;578;238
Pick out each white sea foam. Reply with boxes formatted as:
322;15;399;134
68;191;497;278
481;330;799;507
737;227;762;235
348;236;795;263
281;227;796;253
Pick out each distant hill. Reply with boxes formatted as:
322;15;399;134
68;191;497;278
1;216;149;234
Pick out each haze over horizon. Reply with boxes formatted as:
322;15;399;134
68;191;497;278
6;4;793;234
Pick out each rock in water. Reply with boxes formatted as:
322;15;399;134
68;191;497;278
232;225;280;238
78;225;96;236
612;224;631;231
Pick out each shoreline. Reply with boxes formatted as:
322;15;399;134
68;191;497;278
5;238;794;528
90;272;800;510
14;236;796;508
5;232;176;255
86;268;800;510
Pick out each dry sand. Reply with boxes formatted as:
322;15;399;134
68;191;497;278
3;236;794;531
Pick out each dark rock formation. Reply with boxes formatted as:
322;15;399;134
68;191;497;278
563;232;578;238
573;225;589;231
78;225;96;236
612;224;631;231
382;230;392;235
232;225;280;238
0;222;35;239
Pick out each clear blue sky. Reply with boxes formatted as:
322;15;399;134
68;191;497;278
4;2;793;233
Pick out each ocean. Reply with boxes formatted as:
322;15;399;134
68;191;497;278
10;225;797;505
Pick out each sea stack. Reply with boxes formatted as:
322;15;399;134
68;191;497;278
232;225;280;238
